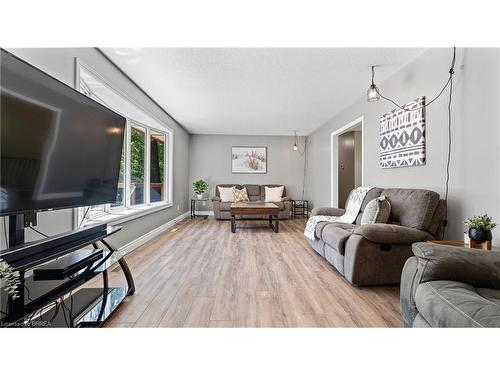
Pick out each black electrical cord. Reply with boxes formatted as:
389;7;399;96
374;48;456;113
79;206;91;228
28;226;49;238
442;68;454;239
374;48;456;238
301;137;308;201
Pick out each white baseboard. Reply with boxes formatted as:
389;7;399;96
119;211;190;255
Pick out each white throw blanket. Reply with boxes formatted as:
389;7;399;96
304;186;373;240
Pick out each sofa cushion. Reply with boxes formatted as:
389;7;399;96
219;202;233;211
215;184;242;197
355;187;383;224
315;222;330;239
260;184;286;200
265;186;284;202
361;195;391;225
243;184;261;197
321;223;358;255
218;186;236;202
232;187;249;202
381;188;439;231
415;280;500;327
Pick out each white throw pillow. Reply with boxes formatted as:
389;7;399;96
218;186;235;202
265;186;284;202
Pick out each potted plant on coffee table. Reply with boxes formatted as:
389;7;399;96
192;179;209;199
464;214;497;249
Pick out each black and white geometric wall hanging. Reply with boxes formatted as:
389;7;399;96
379;96;426;169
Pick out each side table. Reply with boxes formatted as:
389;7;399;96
190;199;209;219
292;200;309;218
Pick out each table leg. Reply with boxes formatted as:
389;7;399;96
274;215;279;233
231;215;236;233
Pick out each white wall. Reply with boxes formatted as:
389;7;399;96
1;48;190;250
306;48;500;245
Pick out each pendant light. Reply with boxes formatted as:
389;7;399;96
367;65;379;102
292;131;299;151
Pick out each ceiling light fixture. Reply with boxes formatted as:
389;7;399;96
293;131;299;152
367;65;380;102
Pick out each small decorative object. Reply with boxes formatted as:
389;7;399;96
464;214;497;250
231;146;267;174
192;179;208;199
379;96;426;169
0;258;20;299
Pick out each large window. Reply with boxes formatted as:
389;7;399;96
76;62;172;226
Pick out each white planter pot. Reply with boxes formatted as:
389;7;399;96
196;194;203;199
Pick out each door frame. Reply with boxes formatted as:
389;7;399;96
330;116;365;207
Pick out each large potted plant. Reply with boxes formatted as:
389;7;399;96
464;214;497;243
192;179;209;199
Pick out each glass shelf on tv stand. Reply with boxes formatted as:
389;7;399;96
0;226;135;328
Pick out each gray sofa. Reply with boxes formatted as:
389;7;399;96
211;184;292;220
309;188;446;286
401;242;500;327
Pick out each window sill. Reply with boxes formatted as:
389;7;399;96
83;202;173;227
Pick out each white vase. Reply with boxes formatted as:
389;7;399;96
196;194;203;200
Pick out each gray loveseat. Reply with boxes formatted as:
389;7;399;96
211;184;292;220
309;188;446;286
400;242;500;327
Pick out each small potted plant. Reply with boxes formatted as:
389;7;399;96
192;179;208;199
464;214;497;243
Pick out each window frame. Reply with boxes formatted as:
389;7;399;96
74;59;173;228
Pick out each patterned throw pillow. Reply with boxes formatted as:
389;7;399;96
232;187;249;202
361;195;392;225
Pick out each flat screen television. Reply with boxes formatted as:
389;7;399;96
0;49;126;216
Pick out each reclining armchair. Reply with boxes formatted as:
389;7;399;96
400;242;500;327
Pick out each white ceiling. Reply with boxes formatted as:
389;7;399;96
102;48;424;136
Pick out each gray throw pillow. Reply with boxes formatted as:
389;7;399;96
361;195;391;225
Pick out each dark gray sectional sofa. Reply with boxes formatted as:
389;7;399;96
308;188;446;286
211;184;291;220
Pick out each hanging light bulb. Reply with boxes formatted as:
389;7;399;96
292;131;299;151
367;65;380;102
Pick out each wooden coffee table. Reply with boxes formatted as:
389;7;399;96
230;202;280;233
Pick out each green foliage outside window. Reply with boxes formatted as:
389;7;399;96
131;126;145;183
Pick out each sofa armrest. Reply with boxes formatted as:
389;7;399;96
411;242;500;288
353;224;432;244
311;207;345;217
211;196;221;202
400;242;500;326
282;196;292;202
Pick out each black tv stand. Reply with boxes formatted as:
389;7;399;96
0;224;135;327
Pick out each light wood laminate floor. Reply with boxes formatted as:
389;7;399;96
101;217;402;327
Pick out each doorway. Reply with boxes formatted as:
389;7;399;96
330;116;364;208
